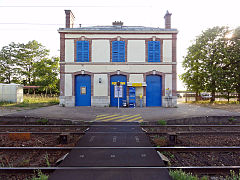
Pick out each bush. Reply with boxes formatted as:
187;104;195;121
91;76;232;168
157;120;167;125
169;170;207;180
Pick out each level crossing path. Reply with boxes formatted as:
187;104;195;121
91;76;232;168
49;122;171;180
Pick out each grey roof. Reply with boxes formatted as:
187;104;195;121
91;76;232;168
59;25;177;32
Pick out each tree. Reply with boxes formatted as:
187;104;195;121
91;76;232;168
181;26;232;102
180;43;205;101
229;27;240;101
0;42;20;84
16;40;50;85
34;57;60;95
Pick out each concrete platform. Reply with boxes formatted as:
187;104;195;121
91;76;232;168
2;103;240;122
49;123;172;180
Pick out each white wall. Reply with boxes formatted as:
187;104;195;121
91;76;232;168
127;40;145;62
65;64;172;74
65;40;74;62
65;74;72;96
165;74;172;95
65;34;172;39
92;40;110;62
129;74;143;82
93;74;108;96
163;40;172;62
0;84;23;103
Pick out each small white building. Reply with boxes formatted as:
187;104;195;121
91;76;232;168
0;84;23;103
59;10;178;107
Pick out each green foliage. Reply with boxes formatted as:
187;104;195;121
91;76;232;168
45;153;50;167
37;118;49;125
31;170;48;180
0;95;59;108
169;170;207;180
181;26;240;102
0;40;59;95
225;170;240;180
157;120;167;125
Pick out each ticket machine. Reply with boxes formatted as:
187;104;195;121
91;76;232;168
129;87;136;108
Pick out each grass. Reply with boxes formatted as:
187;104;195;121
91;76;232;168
31;170;48;180
170;169;240;180
186;100;239;105
0;95;59;109
157;120;167;125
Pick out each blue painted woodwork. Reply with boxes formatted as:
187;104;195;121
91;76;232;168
146;75;162;106
76;41;89;62
148;41;161;62
75;75;91;106
112;41;125;62
110;75;127;107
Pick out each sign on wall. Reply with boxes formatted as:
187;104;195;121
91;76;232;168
114;85;123;98
80;86;86;95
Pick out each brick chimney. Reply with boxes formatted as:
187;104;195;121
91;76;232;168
112;21;123;26
65;10;75;28
164;10;172;29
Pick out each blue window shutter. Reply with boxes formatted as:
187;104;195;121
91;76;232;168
155;41;160;62
148;41;160;62
83;41;89;62
148;41;154;62
112;41;119;62
118;41;125;62
76;41;89;62
112;41;125;62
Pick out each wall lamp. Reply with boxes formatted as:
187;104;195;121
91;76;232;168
99;78;102;83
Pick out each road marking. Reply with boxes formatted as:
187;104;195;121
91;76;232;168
113;136;117;143
135;136;140;143
95;114;119;120
115;114;141;122
101;114;130;122
126;116;143;122
96;114;109;118
89;136;95;142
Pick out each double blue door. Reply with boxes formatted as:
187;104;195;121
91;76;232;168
75;75;91;106
110;75;127;107
146;75;162;106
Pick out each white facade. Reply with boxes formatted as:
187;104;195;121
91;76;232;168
59;10;178;107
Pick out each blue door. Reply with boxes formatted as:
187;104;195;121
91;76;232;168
146;75;162;106
75;75;91;106
110;75;127;107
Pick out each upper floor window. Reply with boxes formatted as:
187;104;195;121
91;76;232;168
112;41;125;62
148;41;160;62
76;41;89;62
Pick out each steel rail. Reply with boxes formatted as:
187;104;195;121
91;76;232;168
1;146;240;152
1;131;240;135
1;124;240;127
0;166;240;174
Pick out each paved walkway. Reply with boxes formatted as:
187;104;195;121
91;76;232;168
2;103;240;122
49;122;171;180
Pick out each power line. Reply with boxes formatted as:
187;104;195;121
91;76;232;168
0;23;64;26
0;5;152;8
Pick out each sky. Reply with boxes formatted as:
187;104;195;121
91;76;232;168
0;0;239;90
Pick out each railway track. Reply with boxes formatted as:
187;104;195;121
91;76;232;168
1;123;240;178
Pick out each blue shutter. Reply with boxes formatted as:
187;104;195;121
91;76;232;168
112;41;119;62
148;41;154;62
148;41;161;62
154;41;160;62
112;41;125;62
76;41;89;62
118;41;125;62
83;41;89;62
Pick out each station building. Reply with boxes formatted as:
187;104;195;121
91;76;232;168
59;10;178;107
